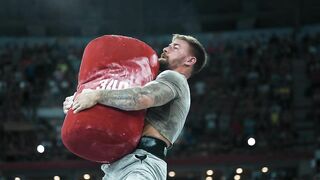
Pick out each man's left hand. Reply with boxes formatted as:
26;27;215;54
72;89;99;113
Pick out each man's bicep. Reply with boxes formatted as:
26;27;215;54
141;81;177;107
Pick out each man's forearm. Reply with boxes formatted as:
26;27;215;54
96;87;153;111
96;81;175;111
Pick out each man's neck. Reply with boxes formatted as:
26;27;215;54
174;67;191;79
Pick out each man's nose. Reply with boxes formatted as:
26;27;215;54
163;47;168;53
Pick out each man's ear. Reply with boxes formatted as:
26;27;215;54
185;56;197;66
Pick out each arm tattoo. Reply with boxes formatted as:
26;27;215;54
97;81;176;111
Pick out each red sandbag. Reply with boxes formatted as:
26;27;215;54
61;35;159;163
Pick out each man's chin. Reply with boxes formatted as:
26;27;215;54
158;59;169;72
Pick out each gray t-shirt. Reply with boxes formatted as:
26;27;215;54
145;70;191;145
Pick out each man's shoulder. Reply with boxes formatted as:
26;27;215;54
156;70;188;87
157;70;184;79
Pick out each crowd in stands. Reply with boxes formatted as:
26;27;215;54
305;33;320;139
1;31;320;162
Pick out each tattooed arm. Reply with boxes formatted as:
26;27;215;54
72;81;176;113
99;81;175;110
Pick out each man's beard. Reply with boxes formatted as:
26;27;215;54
158;58;169;72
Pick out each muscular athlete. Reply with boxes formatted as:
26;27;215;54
63;34;207;180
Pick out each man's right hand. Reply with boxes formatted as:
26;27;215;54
63;94;75;114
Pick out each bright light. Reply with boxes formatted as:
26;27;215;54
247;137;256;146
83;174;90;180
168;171;176;177
53;176;60;180
261;167;269;173
206;169;214;176
206;177;213;180
234;174;241;180
236;168;243;174
37;145;45;153
15;177;21;180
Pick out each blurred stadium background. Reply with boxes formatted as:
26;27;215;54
1;0;320;179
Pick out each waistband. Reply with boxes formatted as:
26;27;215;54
137;136;167;160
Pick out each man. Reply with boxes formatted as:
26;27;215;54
63;34;207;180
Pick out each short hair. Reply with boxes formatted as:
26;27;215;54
172;34;208;75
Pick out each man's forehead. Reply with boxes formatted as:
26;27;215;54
171;39;189;47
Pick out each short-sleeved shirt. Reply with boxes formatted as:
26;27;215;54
145;70;191;145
